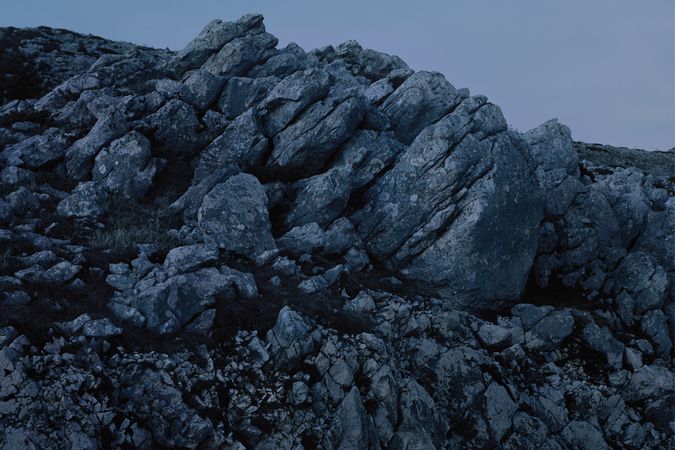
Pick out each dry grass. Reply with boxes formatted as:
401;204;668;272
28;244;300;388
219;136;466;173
88;193;181;258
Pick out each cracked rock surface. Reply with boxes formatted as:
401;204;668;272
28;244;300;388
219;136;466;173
0;14;673;449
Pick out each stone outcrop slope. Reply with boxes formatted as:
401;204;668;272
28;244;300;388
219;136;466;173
0;14;673;449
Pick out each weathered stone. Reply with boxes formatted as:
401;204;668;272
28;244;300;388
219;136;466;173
354;97;542;309
197;173;276;258
65;111;128;180
580;323;625;369
3;128;72;169
165;13;266;76
380;71;463;144
194;108;268;179
146;99;199;157
277;222;325;256
179;69;226;111
56;181;108;218
267;94;365;176
163;244;219;274
266;307;314;370
524;310;574;352
92;131;159;199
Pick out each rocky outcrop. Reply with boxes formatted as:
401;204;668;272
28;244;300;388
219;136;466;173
0;14;672;449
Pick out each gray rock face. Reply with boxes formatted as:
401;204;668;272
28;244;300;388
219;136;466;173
380;71;463;144
524;309;575;352
163;244;219;275
277;222;326;256
524;119;584;217
581;323;624;369
92;131;159;199
146;99;199;157
197;173;276;258
266;93;366;176
217;76;276;119
353;97;543;308
284;164;354;229
258;68;331;136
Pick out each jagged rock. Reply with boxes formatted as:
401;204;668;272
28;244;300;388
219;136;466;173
39;261;81;285
623;364;674;402
334;40;409;81
323;218;360;255
194;108;268;179
92;131;159;199
284;164;354;229
640;310;672;358
65;110;128;180
561;421;609;450
380;71;463;144
5;187;39;216
390;378;447;449
165;13;265;76
178;68;225;111
524;119;583;217
82;318;122;337
0;166;36;187
217;76;276;119
332;386;379;449
258;68;331;136
200;23;278;79
266;307;314;370
125;267;245;334
524;309;574;352
477;323;514;350
266;93;365;176
613;251;667;314
197;173;276;258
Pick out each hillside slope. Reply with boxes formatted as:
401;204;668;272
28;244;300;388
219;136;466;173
0;15;673;449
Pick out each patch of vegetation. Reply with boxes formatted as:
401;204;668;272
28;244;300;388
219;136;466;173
88;194;182;260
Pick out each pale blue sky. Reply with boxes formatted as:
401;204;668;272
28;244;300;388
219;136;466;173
2;0;673;150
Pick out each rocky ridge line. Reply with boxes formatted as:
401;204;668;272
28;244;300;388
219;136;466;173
0;13;673;449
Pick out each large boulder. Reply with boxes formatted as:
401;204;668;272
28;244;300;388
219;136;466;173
353;95;543;308
92;131;160;199
197;173;276;258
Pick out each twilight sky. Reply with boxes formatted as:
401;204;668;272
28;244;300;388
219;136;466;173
3;1;673;150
